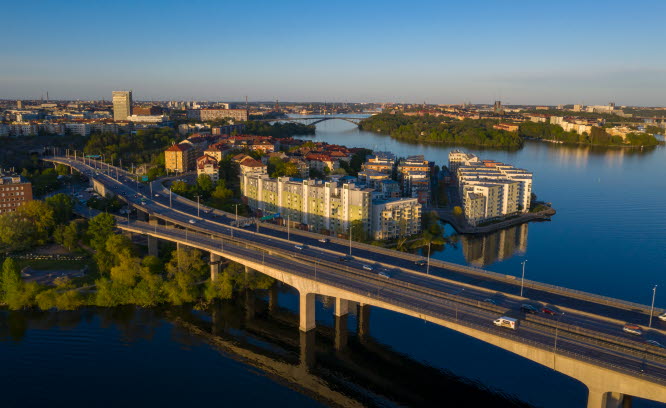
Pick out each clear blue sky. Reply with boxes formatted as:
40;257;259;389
2;0;665;105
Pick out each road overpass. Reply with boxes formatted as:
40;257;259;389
44;154;666;407
256;116;367;125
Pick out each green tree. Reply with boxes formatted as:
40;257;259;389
196;174;214;197
87;213;116;250
46;193;75;224
163;248;207;305
452;206;463;217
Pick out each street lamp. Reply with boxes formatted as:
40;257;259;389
520;259;528;297
554;312;565;365
649;285;658;328
169;186;172;208
426;241;431;275
195;195;201;217
287;214;291;241
348;223;353;256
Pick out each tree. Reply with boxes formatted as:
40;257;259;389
87;213;116;251
46;193;75;224
0;212;38;251
110;254;144;286
452;206;463;217
163;248;207;305
196;174;214;197
1;258;21;303
16;201;56;244
210;181;234;208
54;219;86;251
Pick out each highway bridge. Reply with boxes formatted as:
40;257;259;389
45;153;666;407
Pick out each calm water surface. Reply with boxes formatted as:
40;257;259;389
2;117;665;407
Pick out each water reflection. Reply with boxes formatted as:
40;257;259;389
0;288;534;408
460;223;528;267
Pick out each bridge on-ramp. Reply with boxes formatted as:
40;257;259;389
45;154;666;408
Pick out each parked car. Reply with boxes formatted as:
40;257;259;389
659;312;666;322
623;324;643;336
318;238;329;243
521;304;539;314
541;306;559;316
362;265;374;271
378;271;391;278
415;259;427;266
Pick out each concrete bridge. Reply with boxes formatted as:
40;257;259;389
257;116;367;126
45;155;666;407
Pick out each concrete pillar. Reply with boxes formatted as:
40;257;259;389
334;315;348;351
587;389;630;408
147;235;158;257
299;292;316;332
210;253;221;281
334;298;349;317
137;209;148;222
299;329;316;370
357;303;370;341
268;284;278;315
148;218;158;226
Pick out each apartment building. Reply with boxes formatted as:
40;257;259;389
0;172;33;214
361;152;395;174
112;91;132;121
450;151;533;226
187;108;249;122
165;143;195;173
371;198;421;240
241;174;372;237
397;155;431;204
196;155;220;183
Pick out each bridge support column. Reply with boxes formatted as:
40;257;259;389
245;290;255;321
334;298;349;317
587;389;631;408
357;303;370;341
299;329;316;370
299;292;316;332
334;315;348;351
137;209;148;222
147;235;158;257
210;253;221;281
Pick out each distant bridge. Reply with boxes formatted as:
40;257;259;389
257;116;368;126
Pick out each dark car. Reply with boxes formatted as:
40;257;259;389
415;259;427;266
542;306;559;316
338;255;353;262
521;304;539;314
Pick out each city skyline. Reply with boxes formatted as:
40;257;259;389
2;0;665;105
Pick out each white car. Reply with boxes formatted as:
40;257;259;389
659;312;666;322
378;271;391;278
362;265;374;271
188;219;196;224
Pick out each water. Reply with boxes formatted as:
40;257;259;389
2;116;666;407
299;115;666;305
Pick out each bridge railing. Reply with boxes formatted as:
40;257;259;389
123;220;666;373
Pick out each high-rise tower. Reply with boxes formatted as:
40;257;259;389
112;91;133;121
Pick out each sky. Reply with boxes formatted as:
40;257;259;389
1;0;665;106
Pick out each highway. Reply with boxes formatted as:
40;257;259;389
45;154;666;387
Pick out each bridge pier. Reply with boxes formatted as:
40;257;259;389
334;315;348;351
147;235;159;257
137;209;149;222
357;303;370;341
334;298;349;317
299;292;316;332
245;290;256;321
587;389;631;408
210;253;221;281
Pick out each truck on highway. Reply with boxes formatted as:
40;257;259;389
493;316;517;330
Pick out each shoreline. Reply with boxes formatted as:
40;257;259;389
428;207;557;235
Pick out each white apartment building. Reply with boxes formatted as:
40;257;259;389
450;151;533;226
65;123;91;137
371;198;421;240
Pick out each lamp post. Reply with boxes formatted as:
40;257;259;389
554;312;565;366
287;214;290;241
426;241;431;275
169;187;172;208
520;259;528;297
649;285;658;328
348;223;353;256
195;195;201;217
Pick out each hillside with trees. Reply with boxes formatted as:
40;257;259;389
519;122;658;147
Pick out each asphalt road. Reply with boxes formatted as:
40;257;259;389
48;156;666;384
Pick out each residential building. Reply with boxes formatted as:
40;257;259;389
371;198;421;240
241;174;372;237
239;157;268;176
362;152;395;174
451;151;533;226
196;155;219;183
65;123;91;136
165;143;195;173
126;114;167;124
0;172;33;214
112;91;132;121
397;155;431;204
493;123;519;132
187;108;249;122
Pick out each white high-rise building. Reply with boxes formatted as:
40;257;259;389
112;91;132;121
